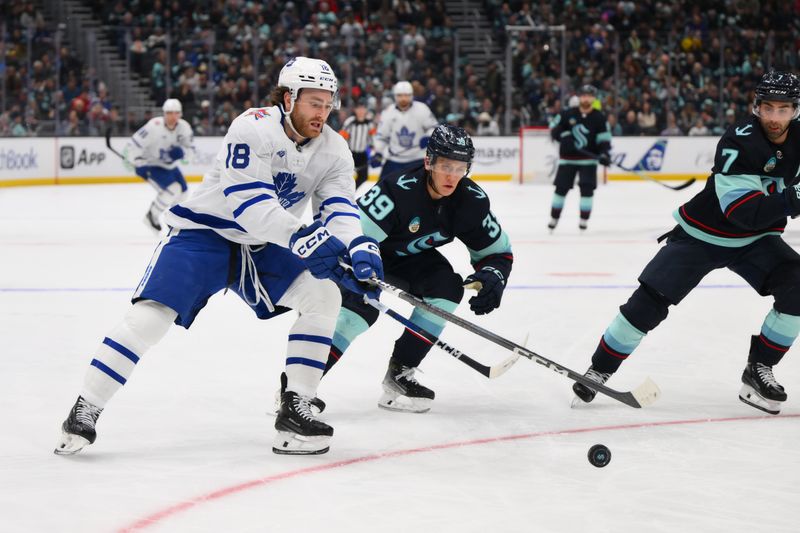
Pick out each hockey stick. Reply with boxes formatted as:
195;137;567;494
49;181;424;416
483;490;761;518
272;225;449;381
105;127;126;160
576;147;696;191
368;278;661;408
365;297;519;379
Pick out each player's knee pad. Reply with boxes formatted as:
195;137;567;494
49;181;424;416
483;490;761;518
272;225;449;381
766;263;800;315
111;300;177;353
554;184;571;196
619;283;670;333
296;279;342;320
579;186;595;198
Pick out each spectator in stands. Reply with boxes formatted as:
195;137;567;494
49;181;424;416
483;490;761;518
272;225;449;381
637;101;658;135
660;113;683;136
477;112;500;136
620;109;641;136
688;116;710;136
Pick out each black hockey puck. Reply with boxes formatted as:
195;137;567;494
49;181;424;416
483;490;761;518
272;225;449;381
588;444;611;467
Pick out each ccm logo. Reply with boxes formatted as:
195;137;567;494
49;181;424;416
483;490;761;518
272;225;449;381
293;228;330;257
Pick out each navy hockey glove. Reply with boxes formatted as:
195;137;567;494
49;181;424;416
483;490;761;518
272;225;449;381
290;222;347;282
597;152;611;167
463;266;506;315
419;136;430;149
784;183;800;217
369;152;384;168
168;146;185;161
348;236;384;281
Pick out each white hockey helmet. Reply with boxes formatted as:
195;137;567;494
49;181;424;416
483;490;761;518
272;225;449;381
278;56;340;110
393;81;413;97
162;98;182;114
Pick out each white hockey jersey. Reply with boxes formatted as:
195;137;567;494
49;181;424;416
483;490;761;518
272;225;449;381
373;101;438;163
163;106;361;248
126;117;195;169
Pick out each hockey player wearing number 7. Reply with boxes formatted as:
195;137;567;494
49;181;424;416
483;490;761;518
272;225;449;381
573;71;800;416
54;57;383;456
125;98;196;232
325;124;513;412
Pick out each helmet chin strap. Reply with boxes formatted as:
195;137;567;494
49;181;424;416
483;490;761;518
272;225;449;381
282;99;308;142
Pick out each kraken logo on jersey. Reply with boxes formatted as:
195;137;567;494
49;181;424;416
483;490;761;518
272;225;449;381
398;231;448;255
571;124;590;149
408;216;421;233
273;172;306;208
764;156;777;173
397;175;418;190
396;126;416;149
467;185;486;199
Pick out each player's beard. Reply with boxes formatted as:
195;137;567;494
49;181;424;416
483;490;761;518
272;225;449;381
764;120;789;142
290;109;324;139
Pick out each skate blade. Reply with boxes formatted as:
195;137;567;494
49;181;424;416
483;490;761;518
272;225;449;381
378;392;432;413
54;433;91;455
739;384;781;415
272;431;331;455
570;395;589;408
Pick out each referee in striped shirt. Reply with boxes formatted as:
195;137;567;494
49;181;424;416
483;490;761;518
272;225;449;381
339;100;375;189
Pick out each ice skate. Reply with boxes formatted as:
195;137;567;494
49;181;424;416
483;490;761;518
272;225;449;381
143;209;162;232
571;366;612;407
579;219;588;231
273;391;333;455
54;396;103;455
272;372;326;415
378;358;435;413
739;362;787;415
547;217;559;233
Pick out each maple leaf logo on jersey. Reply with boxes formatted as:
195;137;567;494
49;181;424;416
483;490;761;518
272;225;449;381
273;172;305;208
396;126;416;149
246;108;270;120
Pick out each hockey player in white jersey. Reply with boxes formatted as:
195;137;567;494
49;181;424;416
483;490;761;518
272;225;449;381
371;81;438;179
55;57;383;456
126;98;195;232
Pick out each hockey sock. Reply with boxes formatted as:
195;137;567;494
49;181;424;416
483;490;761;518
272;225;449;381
749;309;800;366
327;307;371;373
281;279;340;398
579;195;593;220
392;298;458;368
550;193;566;220
81;300;177;408
591;312;645;373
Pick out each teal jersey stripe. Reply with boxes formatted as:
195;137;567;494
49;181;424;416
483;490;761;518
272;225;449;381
467;229;512;264
358;206;388;242
673;209;782;248
715;174;766;212
596;131;612;143
558;159;598;166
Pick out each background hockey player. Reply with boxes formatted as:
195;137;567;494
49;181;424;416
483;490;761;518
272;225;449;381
572;71;800;416
126;98;195;232
370;81;438;180
55;56;383;457
547;84;612;231
325;124;513;413
339;98;375;190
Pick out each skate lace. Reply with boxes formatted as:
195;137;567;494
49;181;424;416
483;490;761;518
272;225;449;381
291;395;315;421
397;366;422;384
585;368;611;384
75;400;102;426
754;363;780;388
239;245;275;312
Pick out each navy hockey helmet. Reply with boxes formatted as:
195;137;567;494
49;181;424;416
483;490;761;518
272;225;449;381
753;70;800;120
426;124;475;165
578;84;598;97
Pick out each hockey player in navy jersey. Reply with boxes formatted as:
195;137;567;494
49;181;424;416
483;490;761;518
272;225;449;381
126;98;195;232
55;57;383;456
325;124;513;412
371;81;439;180
572;71;800;415
547;85;612;232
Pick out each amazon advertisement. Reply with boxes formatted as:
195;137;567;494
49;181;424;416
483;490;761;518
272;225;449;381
1;135;718;186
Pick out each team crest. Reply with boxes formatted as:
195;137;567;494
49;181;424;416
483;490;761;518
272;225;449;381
764;156;777;173
408;216;421;233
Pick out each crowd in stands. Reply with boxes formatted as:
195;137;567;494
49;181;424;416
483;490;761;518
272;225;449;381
2;0;798;138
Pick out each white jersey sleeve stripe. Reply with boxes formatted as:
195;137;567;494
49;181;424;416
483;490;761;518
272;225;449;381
232;194;274;218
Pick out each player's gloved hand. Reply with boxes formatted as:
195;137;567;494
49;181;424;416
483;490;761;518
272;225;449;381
348;236;384;281
783;183;800;217
290;221;347;282
135;166;152;180
598;152;611;167
369;152;384;168
168;146;185;161
463;266;506;315
419;136;430;149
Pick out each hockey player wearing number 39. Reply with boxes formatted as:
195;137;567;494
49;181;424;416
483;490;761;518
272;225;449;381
572;71;800;416
126;99;196;232
325;124;513;413
54;57;383;456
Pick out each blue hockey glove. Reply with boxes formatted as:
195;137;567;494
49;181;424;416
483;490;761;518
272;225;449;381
369;152;384;168
134;166;151;180
419;136;430;149
598;152;611;167
168;146;185;161
463;266;506;315
348;236;383;281
289;221;347;281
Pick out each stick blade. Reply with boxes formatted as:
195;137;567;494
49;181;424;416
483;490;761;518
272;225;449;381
488;353;521;379
631;377;661;407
